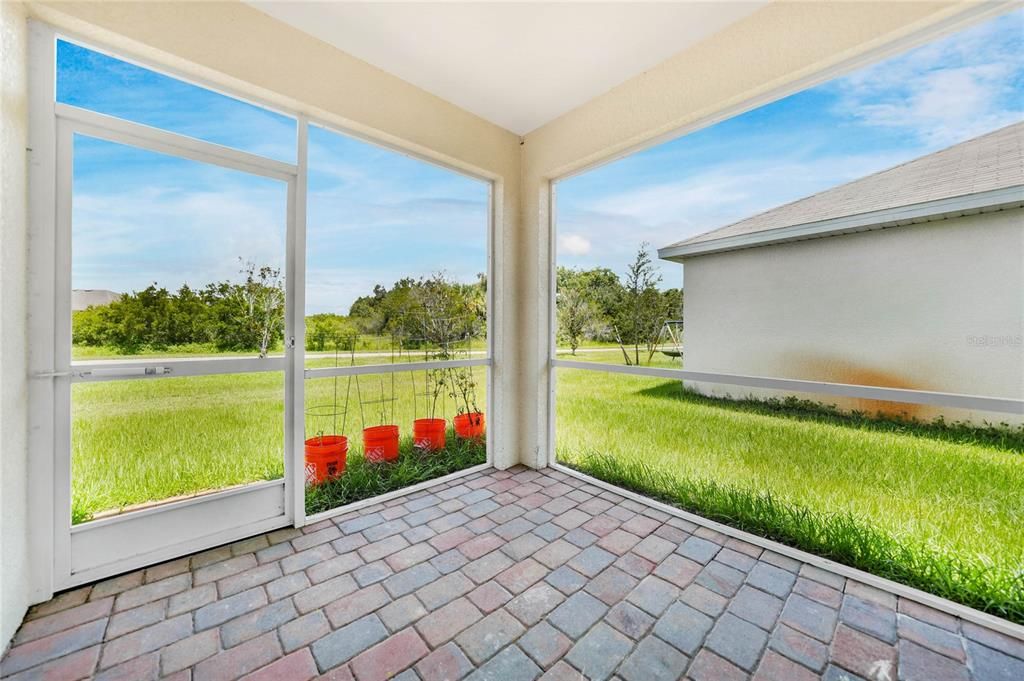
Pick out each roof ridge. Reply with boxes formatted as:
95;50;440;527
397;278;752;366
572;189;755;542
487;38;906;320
663;120;1024;250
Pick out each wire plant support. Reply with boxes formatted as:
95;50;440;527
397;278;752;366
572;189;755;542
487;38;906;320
357;333;402;462
304;343;354;484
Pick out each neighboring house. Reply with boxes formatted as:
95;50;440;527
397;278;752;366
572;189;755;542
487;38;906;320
658;122;1024;424
71;289;121;311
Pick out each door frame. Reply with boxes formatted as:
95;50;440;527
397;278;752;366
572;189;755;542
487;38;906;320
29;24;307;589
55;108;301;588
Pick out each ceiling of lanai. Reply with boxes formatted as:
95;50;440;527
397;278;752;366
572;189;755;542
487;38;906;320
248;2;768;135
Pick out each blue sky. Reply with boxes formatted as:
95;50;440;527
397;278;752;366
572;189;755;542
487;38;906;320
63;9;1022;308
61;40;488;315
556;9;1023;288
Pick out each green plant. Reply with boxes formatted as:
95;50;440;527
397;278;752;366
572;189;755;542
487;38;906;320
449;367;481;416
233;259;285;359
305;433;485;514
557;284;596;356
426;367;448;420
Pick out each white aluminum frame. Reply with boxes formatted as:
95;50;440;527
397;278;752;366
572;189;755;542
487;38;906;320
299;118;497;525
48;105;299;587
544;2;1024;467
28;22;499;592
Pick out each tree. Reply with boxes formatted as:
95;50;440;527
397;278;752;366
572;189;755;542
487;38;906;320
232;260;285;358
95;285;172;354
169;284;213;346
413;272;476;357
612;243;664;366
557;284;595;355
306;314;358;352
557;266;619;321
72;305;111;347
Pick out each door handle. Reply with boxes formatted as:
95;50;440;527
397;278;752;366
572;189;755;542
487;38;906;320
83;366;172;378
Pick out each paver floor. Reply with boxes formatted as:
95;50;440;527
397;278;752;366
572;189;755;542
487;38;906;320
3;466;1022;680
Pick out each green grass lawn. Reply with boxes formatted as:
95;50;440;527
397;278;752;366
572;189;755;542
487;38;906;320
555;367;1024;621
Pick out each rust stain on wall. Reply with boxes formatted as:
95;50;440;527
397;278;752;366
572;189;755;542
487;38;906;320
788;355;925;420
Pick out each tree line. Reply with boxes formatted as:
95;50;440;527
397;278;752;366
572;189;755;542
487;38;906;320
73;246;679;364
557;244;682;365
306;273;486;353
73;261;285;357
73;265;487;356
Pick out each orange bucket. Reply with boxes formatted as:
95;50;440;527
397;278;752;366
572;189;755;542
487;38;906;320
363;425;399;463
304;435;347;485
413;418;446;452
453;412;485;440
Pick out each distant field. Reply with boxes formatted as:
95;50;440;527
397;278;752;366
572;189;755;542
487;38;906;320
71;336;490;361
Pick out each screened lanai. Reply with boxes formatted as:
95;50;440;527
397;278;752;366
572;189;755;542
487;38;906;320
1;2;1022;680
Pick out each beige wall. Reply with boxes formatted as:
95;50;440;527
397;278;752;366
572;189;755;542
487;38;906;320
682;211;1024;425
519;0;998;467
1;0;30;652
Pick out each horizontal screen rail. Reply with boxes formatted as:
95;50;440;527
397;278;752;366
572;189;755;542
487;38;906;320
56;103;298;181
551;359;1024;415
68;356;286;382
305;357;491;379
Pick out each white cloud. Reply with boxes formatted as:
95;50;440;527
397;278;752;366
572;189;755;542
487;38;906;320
556;11;1023;284
558;233;592;256
829;10;1024;148
72;184;286;295
565;150;910;255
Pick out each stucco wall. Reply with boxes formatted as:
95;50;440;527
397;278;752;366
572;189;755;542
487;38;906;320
1;0;30;653
680;211;1024;425
520;0;991;467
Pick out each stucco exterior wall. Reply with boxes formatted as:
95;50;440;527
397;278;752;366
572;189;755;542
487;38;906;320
680;211;1024;425
1;0;31;653
520;0;992;467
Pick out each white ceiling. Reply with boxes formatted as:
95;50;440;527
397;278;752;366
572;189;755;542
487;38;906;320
248;2;767;135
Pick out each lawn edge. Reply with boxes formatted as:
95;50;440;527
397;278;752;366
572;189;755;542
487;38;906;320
304;461;492;526
551;461;1024;641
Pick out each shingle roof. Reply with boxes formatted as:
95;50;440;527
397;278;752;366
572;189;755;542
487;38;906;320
661;121;1024;257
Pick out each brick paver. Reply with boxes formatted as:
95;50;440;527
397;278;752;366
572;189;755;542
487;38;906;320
2;466;1019;680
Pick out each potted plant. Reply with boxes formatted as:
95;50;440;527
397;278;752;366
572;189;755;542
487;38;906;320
412;276;465;452
413;365;447;452
450;366;484;440
304;357;351;485
304;430;347;485
363;423;399;462
360;365;400;463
